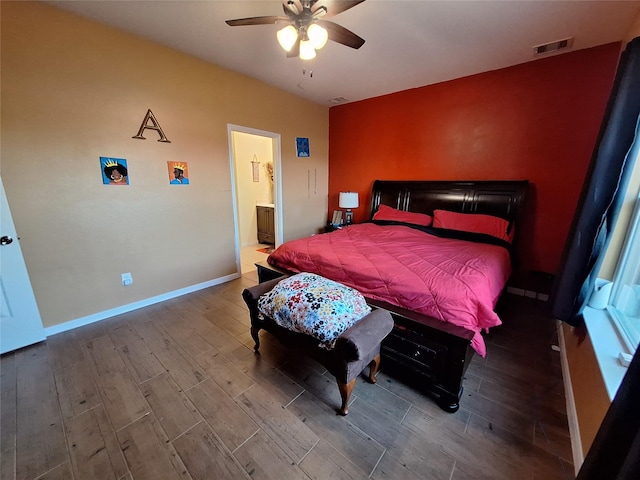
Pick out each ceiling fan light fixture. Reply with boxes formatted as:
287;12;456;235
299;39;316;60
277;25;298;51
307;23;328;50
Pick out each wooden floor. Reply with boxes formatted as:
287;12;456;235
0;271;574;480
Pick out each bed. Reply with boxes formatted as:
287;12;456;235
255;179;528;412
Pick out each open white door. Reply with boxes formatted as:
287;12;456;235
0;177;45;353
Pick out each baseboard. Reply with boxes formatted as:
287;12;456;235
506;286;549;302
557;320;584;475
44;272;240;337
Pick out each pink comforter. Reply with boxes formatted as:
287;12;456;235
267;223;512;356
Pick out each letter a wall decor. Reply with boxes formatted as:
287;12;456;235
132;109;171;143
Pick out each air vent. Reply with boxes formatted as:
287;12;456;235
533;37;574;56
329;97;348;105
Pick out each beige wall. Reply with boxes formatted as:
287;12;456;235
1;1;328;328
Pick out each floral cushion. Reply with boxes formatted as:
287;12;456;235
257;273;371;349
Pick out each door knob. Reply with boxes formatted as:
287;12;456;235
0;236;13;245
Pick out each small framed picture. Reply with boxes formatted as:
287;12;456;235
296;137;310;157
168;161;190;184
101;157;129;185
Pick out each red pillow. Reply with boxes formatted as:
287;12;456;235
432;209;514;243
373;204;433;227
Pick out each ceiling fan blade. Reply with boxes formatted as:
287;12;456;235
317;19;365;49
225;16;287;27
319;0;366;19
284;0;303;15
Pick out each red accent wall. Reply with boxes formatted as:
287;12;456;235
328;43;621;277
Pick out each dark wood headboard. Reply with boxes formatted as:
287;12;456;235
370;180;529;224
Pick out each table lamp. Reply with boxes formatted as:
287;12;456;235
339;191;359;225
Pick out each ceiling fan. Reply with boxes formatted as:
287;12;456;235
225;0;366;60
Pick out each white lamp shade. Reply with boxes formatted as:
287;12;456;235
339;192;359;209
307;23;328;50
277;25;298;52
299;39;316;60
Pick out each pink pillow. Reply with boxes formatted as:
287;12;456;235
432;209;514;243
373;204;432;227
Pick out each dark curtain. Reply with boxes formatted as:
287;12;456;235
550;37;640;325
576;348;640;479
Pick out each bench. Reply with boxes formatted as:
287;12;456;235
242;276;394;415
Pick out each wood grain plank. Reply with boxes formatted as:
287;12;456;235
163;295;206;319
196;350;255;399
203;309;247;338
14;344;67;480
154;314;216;358
465;414;569;480
133;322;205;390
171;421;250;480
533;422;573;467
1;277;573;480
403;406;522;480
109;324;166;385
1;445;15;480
46;330;85;371
33;462;73;480
347;398;423;453
185;379;259;453
377;418;457;480
287;390;385;474
370;453;428;479
231;351;304;406
239;331;292;368
298;438;369;480
73;321;108;345
233;430;310;480
460;388;535;443
0;352;17;458
65;405;128;480
236;384;319;463
108;323;144;349
83;335;149;431
2;353;17;480
139;372;201;441
341;377;411;423
55;362;101;420
117;414;190;480
184;314;248;356
279;362;350;414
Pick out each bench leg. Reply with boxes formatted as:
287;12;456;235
337;378;356;416
251;325;261;353
367;354;381;384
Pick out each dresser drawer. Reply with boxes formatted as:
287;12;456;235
382;330;448;377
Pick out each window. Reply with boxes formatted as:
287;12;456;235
608;190;640;354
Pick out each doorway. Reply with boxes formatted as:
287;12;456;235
228;125;282;274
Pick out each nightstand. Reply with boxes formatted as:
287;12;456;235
324;223;343;233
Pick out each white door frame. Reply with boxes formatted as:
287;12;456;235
227;124;283;273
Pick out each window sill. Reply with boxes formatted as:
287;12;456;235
582;305;629;401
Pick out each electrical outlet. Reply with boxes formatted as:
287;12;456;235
121;272;133;286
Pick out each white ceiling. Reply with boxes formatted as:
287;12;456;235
48;0;640;106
